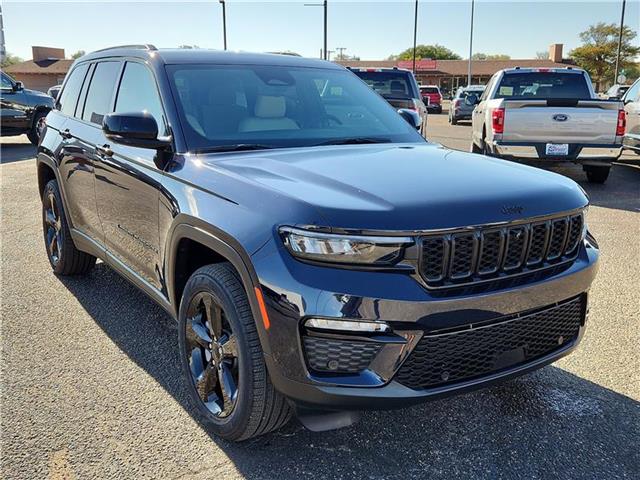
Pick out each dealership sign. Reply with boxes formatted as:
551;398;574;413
397;59;437;70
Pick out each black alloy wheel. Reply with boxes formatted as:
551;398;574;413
43;187;62;266
185;291;239;418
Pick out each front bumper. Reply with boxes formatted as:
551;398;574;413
489;141;622;165
252;237;599;410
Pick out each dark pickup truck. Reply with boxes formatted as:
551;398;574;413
37;46;599;442
1;71;53;144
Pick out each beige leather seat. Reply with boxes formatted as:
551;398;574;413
239;96;299;132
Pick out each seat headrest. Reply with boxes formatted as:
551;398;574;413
390;80;406;94
255;96;286;118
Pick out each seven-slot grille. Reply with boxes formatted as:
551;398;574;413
419;212;584;288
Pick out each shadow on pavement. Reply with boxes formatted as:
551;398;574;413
0;141;37;164
59;264;639;479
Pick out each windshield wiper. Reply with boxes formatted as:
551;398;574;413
313;137;392;146
195;144;276;154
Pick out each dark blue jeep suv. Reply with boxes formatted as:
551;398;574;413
37;45;599;441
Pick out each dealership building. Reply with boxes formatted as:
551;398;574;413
337;44;570;95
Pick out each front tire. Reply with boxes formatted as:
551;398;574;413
178;263;292;441
42;179;96;275
585;165;610;184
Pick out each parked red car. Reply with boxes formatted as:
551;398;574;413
420;85;442;114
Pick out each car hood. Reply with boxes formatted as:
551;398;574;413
207;143;588;231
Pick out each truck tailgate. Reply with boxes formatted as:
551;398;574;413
501;100;619;144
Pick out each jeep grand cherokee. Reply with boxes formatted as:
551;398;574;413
37;45;599;441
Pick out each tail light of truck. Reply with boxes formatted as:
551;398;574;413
491;108;505;134
616;109;626;136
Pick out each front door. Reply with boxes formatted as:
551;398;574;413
0;73;30;133
92;60;168;290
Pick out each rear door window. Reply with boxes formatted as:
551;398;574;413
82;61;121;125
495;72;591;99
57;63;89;116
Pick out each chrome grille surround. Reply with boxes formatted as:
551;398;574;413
418;209;586;289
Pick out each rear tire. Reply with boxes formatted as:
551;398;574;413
27;110;47;145
42;179;96;275
178;263;292;441
585;165;610;184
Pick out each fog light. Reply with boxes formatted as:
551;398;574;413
305;318;390;333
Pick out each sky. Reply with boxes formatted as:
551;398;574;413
3;1;640;61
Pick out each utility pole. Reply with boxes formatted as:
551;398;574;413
336;47;346;60
219;0;227;50
305;1;328;60
0;4;6;65
614;0;626;84
412;0;419;73
326;50;335;61
467;0;475;87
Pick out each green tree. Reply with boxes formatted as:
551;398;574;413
390;44;461;61
569;22;640;90
1;52;24;68
70;50;86;59
471;53;511;60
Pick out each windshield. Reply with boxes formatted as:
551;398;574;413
167;65;423;151
495;72;591;99
351;70;418;99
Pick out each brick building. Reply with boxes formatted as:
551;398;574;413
4;46;73;92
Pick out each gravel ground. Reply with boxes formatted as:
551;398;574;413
1;118;639;479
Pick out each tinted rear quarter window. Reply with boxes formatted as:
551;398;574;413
495;72;591;99
57;63;89;116
82;61;121;125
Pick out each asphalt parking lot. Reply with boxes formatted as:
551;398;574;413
1;115;639;479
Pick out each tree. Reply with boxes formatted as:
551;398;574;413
70;50;86;59
570;22;640;90
471;53;511;61
1;52;24;68
389;44;461;61
536;51;550;59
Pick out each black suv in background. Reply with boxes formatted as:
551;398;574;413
1;71;54;145
38;46;598;441
349;67;428;136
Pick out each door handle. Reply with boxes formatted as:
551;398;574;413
95;144;113;157
59;128;72;139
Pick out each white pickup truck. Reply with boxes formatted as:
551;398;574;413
470;67;625;183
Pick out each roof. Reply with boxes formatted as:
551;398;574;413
77;47;341;69
4;58;73;75
337;59;573;76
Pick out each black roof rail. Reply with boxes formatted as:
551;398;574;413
92;44;158;53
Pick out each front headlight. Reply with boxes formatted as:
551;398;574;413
280;227;413;265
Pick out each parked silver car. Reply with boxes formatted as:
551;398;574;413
470;67;625;184
449;85;485;124
621;78;640;155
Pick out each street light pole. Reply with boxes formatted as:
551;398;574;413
219;0;227;50
467;0;474;87
305;1;328;60
412;0;419;74
614;0;626;84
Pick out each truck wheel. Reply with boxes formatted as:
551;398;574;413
585;166;610;184
27;110;47;145
178;263;292;441
471;141;482;154
42;180;96;275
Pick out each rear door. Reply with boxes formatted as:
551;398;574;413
92;60;168;290
54;62;106;244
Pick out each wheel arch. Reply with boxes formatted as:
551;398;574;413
165;220;272;355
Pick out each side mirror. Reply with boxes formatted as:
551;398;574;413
398;108;422;131
102;112;171;150
13;81;24;91
465;93;479;106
